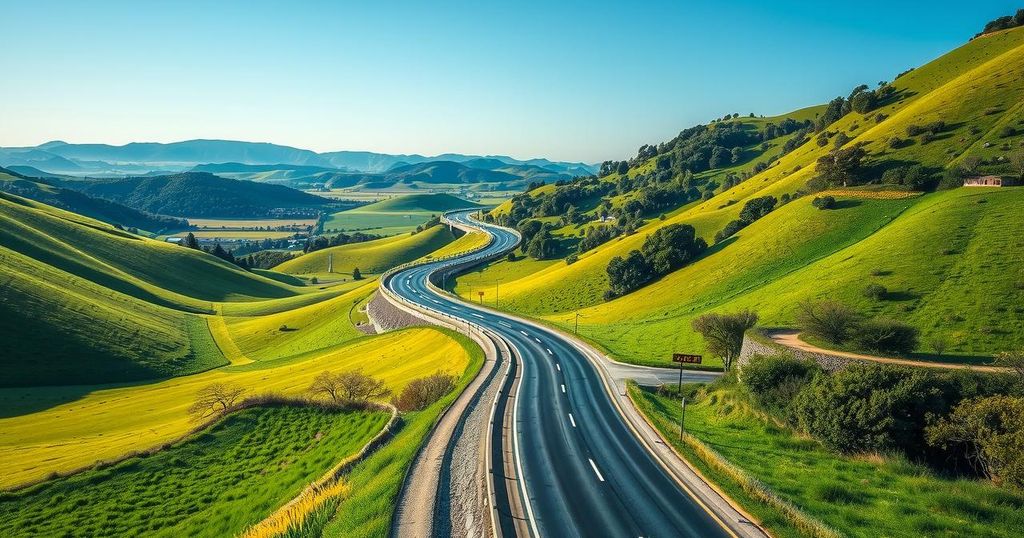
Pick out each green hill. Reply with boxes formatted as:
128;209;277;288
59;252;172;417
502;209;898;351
63;171;332;218
0;192;311;387
0;167;187;233
366;193;481;212
458;25;1024;366
274;224;459;276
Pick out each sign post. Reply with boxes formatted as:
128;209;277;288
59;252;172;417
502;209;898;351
671;353;701;439
477;291;485;304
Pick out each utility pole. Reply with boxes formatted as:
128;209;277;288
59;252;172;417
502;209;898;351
495;278;501;308
574;311;581;334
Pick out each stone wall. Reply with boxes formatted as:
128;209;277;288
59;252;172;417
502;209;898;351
366;292;426;333
738;330;853;372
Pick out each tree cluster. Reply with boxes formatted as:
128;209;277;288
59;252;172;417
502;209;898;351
977;9;1024;37
604;224;706;299
713;195;777;244
304;231;380;254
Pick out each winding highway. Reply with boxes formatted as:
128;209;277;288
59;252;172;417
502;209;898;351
383;210;733;537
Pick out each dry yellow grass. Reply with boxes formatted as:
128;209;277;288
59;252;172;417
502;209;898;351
0;329;468;489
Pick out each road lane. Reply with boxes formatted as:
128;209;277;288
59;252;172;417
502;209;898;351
384;210;732;537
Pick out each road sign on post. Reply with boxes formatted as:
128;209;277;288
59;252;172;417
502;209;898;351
672;353;702;364
477;291;485;304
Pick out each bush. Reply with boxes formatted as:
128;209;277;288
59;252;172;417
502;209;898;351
853;318;919;354
714;219;746;244
393;373;456;411
926;396;1024;488
863;283;888;301
565;253;578;265
999;126;1017;138
792;364;945;454
811;196;836;210
741;354;821;419
797;301;861;344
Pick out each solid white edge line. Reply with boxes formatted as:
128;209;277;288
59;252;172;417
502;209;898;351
588;458;606;482
568;413;576;428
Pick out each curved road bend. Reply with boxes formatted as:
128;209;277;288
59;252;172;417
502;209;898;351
384;210;731;538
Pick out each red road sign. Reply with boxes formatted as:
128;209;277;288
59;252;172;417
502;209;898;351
672;353;702;364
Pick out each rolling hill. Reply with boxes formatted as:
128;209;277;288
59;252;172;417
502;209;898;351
0;167;187;232
274;224;460;276
456;24;1024;366
0;191;315;386
60;172;334;218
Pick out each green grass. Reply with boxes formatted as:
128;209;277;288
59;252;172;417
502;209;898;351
323;193;479;236
323;330;485;537
274;224;458;275
465;27;1024;367
629;381;1024;537
0;405;390;538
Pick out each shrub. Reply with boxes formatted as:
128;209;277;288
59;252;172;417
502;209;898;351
565;253;578;265
926;396;1024;488
792;364;945;453
393;373;456;411
741;354;821;419
797;301;861;344
999;126;1017;138
863;283;888;301
853;318;919;354
714;219;746;243
811;196;836;210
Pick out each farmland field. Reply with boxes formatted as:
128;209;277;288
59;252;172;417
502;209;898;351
186;217;318;228
170;230;299;239
0;406;389;538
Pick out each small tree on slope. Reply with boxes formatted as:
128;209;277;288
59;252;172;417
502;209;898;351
691;310;758;372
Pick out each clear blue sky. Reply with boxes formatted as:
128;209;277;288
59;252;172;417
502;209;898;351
1;0;1019;162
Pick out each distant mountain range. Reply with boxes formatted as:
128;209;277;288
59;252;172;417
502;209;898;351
0;139;598;178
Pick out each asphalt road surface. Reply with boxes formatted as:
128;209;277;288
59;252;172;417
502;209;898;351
384;210;730;538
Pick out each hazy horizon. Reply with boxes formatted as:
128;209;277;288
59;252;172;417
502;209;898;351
2;0;1019;162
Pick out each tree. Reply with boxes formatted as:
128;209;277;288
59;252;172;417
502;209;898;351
605;250;653;299
188;383;246;419
393;373;456;411
815;145;867;187
352;267;363;280
526;228;555;260
183;232;200;250
994;350;1024;381
309;370;390;403
960;156;983;175
640;224;706;275
811;195;836;210
797;300;860;344
1010;151;1024;179
926;396;1024;488
850;90;877;114
738;196;777;223
691;309;758;372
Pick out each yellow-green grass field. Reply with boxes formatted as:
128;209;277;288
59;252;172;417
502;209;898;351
274;224;459;275
0;406;389;538
629;381;1024;537
0;328;469;490
464;27;1024;367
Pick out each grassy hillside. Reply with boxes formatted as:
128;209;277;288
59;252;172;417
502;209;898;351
459;26;1024;365
0;406;389;537
64;172;331;218
0;192;321;386
0;167;187;233
275;224;459;276
323;193;478;236
0;328;470;489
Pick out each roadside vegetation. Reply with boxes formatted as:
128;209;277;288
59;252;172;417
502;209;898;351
630;357;1024;537
0;405;389;537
